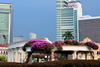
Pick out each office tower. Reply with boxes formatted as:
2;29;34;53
56;0;82;41
13;36;24;42
79;16;100;43
29;33;36;39
0;3;13;44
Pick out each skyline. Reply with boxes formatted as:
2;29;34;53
56;0;83;41
0;0;100;42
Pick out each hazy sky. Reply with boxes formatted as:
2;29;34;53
0;0;100;42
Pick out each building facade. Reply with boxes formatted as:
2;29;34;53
8;37;100;63
56;0;82;41
0;3;13;44
8;38;52;62
79;16;100;43
0;44;8;59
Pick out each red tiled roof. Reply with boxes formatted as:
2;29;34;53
0;44;8;47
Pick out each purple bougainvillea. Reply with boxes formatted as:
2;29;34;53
54;54;60;59
22;39;54;52
80;42;99;50
53;40;66;51
32;54;45;58
64;40;80;45
22;39;99;52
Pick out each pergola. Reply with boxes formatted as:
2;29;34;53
25;45;94;63
53;45;94;60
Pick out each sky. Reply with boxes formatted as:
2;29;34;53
0;0;100;42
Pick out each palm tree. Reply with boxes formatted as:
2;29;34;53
62;31;74;41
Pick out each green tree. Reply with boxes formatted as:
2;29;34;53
62;31;74;40
0;56;6;61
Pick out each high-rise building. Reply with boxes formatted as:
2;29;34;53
56;0;82;41
29;33;36;39
79;15;100;43
0;3;13;44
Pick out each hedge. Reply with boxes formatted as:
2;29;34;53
0;60;100;67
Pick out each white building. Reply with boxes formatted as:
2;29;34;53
8;37;95;63
0;44;8;57
8;38;52;62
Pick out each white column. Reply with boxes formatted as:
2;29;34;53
29;55;32;63
8;49;11;62
94;51;97;60
22;51;25;63
16;48;20;62
51;49;55;61
73;51;77;59
11;49;13;62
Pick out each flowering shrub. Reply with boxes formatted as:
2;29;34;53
22;39;54;52
32;54;45;58
53;40;66;51
54;54;60;59
80;42;99;50
64;40;80;45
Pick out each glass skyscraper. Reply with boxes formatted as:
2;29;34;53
0;3;13;44
56;0;82;41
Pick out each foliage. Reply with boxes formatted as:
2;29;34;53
31;60;100;67
0;62;22;67
0;56;6;61
57;54;66;60
53;40;66;50
22;39;54;53
64;40;99;50
62;31;74;41
64;40;80;45
54;54;60;59
0;60;100;67
80;42;99;50
32;53;60;59
32;54;45;58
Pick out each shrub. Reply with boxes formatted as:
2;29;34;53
0;56;6;61
80;42;99;50
0;60;100;67
54;54;60;59
64;40;80;45
53;40;66;50
22;39;54;53
32;54;45;58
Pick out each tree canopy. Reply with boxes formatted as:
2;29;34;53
62;31;74;41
